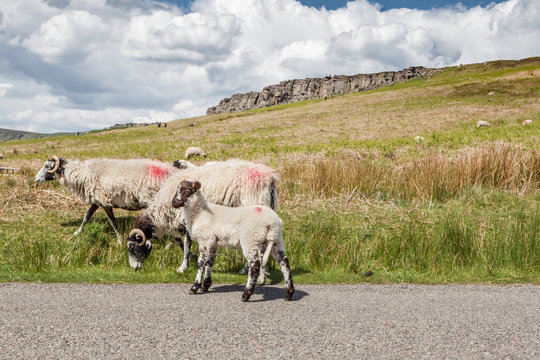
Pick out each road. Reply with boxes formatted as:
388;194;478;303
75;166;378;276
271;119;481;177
1;283;538;359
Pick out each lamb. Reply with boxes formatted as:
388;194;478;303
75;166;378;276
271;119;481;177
35;156;177;243
126;158;279;279
184;146;207;159
172;180;294;302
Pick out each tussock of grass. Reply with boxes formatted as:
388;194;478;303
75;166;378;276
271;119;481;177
282;143;539;201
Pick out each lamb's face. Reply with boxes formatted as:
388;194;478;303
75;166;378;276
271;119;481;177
35;156;65;183
171;180;201;208
126;215;155;270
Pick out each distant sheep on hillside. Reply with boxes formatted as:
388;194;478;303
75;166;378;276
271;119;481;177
185;146;207;159
477;121;490;128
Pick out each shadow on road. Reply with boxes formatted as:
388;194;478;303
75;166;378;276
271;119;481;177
210;284;309;302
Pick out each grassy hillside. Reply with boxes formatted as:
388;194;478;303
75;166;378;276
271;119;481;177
0;128;72;143
0;57;538;284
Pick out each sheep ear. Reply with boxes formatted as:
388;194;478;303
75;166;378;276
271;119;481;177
193;181;201;192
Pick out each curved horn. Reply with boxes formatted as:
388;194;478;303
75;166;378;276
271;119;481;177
47;156;60;173
129;229;146;246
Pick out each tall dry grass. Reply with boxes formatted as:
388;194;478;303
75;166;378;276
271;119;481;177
281;142;540;201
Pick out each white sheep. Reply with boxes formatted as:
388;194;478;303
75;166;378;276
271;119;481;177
522;119;533;125
414;136;425;143
184;146;207;159
172;180;294;302
126;158;279;280
477;120;490;128
35;156;177;243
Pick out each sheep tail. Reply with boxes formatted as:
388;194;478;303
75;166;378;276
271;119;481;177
262;240;274;268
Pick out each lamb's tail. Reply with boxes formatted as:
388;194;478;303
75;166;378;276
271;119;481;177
262;221;281;267
262;240;274;268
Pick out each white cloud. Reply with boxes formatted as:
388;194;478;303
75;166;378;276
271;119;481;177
0;83;14;96
0;0;538;133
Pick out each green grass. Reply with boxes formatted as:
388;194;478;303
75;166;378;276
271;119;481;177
0;57;539;284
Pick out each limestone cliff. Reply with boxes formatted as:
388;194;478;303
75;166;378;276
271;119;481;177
207;66;435;114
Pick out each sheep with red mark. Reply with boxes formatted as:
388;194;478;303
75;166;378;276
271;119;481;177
172;180;294;301
126;158;279;280
35;157;177;243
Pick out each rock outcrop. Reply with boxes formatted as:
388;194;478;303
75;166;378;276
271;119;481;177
207;66;435;114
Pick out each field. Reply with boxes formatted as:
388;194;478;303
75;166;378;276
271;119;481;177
0;57;538;284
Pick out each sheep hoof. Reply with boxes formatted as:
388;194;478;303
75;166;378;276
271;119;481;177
177;264;188;273
241;289;252;302
284;288;294;301
202;278;212;292
256;278;266;286
238;267;248;275
189;284;201;294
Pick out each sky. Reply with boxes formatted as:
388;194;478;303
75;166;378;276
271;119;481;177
0;0;538;133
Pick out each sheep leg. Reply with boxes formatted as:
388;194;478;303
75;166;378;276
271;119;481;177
240;259;269;281
201;247;218;293
190;252;205;294
272;249;294;301
73;204;99;237
176;232;192;274
241;252;261;302
102;206;122;245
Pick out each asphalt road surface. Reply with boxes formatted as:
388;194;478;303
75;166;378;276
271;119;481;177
1;283;538;359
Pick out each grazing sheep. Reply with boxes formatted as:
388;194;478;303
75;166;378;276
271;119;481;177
414;136;425;143
488;91;495;96
522;119;533;125
184;146;207;159
126;159;279;279
35;156;177;243
172;180;293;301
477;120;490;128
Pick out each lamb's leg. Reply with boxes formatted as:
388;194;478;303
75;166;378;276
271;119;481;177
256;244;269;286
190;252;205;294
176;232;192;274
241;251;261;302
73;204;99;237
201;247;218;293
102;206;122;245
273;249;294;301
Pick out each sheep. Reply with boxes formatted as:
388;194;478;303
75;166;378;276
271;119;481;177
35;156;177;243
522;119;533;125
185;146;207;159
172;180;294;301
414;136;425;143
477;120;490;128
125;158;279;281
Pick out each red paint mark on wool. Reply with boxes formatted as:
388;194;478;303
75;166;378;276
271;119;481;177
255;206;262;213
148;165;170;182
247;166;265;185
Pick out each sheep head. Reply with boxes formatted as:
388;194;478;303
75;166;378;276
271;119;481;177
35;156;66;183
172;180;201;208
126;215;155;270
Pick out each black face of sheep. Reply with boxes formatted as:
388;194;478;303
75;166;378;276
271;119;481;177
126;216;155;270
35;156;66;182
171;180;201;208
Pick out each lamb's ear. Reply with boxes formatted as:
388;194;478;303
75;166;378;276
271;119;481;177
193;181;201;192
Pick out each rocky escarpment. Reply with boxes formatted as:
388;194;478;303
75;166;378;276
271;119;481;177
207;66;435;114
